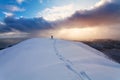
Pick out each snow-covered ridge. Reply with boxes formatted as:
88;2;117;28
0;38;120;80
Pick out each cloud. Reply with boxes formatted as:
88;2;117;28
50;0;120;40
39;0;43;4
0;16;55;38
3;12;14;17
59;0;120;27
0;5;25;12
0;21;5;25
0;21;12;33
5;5;25;12
0;20;29;38
37;4;76;21
16;0;25;4
0;30;29;38
2;17;53;33
0;0;120;40
92;0;112;8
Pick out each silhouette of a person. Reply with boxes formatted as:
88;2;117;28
51;35;53;39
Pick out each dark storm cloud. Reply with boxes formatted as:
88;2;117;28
59;0;120;27
0;17;53;33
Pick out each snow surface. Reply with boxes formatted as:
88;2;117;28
0;38;120;80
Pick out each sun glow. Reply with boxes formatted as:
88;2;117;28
55;27;100;41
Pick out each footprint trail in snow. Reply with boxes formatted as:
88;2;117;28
53;39;92;80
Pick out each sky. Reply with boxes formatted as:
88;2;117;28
0;0;99;21
0;0;120;40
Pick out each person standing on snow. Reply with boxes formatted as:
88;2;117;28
51;35;53;39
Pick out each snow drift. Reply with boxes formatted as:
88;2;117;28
0;38;120;80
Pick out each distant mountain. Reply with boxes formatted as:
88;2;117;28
0;38;120;80
0;38;28;50
82;39;120;63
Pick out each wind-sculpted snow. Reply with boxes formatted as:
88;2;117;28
0;38;120;80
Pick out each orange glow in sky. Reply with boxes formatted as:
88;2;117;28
54;27;100;40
